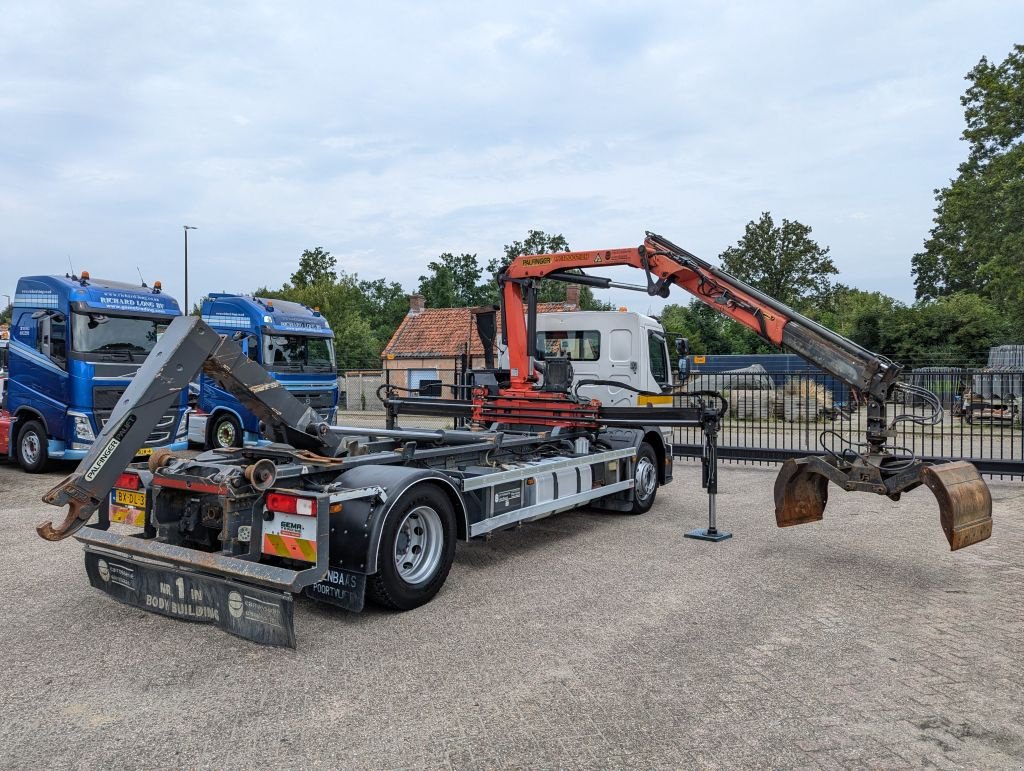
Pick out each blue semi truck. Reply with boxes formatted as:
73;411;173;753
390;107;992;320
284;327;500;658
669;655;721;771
0;273;188;472
189;293;338;448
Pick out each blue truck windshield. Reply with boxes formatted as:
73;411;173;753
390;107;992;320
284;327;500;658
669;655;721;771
263;334;336;373
72;312;170;360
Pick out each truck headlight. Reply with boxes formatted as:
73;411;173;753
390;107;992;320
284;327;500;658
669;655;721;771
69;411;96;442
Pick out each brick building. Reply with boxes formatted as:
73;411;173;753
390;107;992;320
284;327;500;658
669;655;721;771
381;287;580;394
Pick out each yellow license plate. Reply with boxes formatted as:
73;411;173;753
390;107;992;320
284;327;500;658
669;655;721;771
114;489;147;508
136;447;154;457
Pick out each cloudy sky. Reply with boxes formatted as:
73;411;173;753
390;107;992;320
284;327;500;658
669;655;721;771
2;2;1021;315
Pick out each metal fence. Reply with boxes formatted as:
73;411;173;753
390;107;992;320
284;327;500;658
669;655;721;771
671;365;1024;478
337;371;386;411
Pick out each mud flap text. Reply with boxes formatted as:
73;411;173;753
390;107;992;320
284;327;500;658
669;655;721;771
84;549;296;647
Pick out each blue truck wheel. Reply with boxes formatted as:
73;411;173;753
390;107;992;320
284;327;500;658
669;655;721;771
209;413;242;449
16;419;49;473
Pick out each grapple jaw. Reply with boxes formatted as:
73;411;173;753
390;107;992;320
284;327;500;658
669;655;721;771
773;458;829;527
921;461;993;550
772;456;992;551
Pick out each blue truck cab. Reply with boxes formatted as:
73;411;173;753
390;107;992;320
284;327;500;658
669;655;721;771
4;273;187;472
191;293;338;448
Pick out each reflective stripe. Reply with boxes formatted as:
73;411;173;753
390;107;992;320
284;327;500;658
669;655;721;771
262;533;316;562
637;394;673;406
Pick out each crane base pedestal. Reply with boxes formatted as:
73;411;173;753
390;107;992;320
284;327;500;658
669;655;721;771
684;527;732;542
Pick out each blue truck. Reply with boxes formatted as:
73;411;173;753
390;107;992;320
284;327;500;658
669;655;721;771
189;293;338;448
0;273;187;472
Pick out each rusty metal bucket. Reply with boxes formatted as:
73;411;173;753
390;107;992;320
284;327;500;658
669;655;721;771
773;458;829;528
921;461;993;551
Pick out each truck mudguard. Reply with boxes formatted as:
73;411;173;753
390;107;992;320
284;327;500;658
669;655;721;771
330;464;470;575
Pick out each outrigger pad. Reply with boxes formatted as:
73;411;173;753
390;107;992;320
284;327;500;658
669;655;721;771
921;461;993;551
774;458;829;528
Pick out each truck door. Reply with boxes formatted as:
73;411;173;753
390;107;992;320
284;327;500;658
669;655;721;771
645;329;670;393
601;325;637;406
29;311;70;432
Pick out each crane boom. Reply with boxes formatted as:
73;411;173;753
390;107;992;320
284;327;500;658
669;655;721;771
490;230;992;550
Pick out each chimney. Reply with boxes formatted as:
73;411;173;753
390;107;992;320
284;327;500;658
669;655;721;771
408;293;425;315
565;284;580;309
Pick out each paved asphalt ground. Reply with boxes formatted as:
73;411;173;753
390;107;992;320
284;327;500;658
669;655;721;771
1;459;1021;769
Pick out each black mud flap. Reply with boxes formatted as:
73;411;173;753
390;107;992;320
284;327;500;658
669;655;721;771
84;549;296;648
303;568;366;612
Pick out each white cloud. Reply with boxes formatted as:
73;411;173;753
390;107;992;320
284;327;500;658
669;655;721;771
1;0;1021;318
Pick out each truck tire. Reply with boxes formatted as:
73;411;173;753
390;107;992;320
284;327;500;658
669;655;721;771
16;419;49;473
209;413;242;449
629;442;659;515
367;485;456;611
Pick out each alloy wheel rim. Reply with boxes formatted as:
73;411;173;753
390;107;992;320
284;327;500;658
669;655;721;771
393;505;444;585
635;457;657;502
216;421;237;447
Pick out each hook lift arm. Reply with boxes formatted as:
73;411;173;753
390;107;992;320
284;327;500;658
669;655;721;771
37;317;343;541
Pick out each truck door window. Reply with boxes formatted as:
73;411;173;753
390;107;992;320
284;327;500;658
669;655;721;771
648;331;669;387
38;314;68;369
535;330;600;361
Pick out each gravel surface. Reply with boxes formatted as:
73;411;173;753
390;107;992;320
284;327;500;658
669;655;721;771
1;459;1021;769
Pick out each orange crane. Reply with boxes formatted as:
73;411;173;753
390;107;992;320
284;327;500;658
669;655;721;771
477;231;992;550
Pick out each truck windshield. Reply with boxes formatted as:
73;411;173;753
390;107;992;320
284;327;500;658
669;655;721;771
263;335;336;373
71;312;170;361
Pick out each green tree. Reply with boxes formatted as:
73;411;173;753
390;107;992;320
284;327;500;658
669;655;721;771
719;212;838;311
913;45;1024;314
814;285;902;353
258;247;383;369
659;302;767;355
290;247;338;289
417;252;485;308
356;276;409;352
0;302;11;325
878;294;1012;368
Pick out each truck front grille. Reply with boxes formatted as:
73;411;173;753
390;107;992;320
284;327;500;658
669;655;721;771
290;391;334;409
94;386;177;445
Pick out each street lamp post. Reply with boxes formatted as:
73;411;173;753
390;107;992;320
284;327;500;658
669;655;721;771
183;225;197;313
2;294;10;322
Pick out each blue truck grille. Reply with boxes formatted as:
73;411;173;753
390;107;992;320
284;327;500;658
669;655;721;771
93;386;177;445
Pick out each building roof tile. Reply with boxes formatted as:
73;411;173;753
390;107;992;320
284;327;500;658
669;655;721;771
382;302;577;359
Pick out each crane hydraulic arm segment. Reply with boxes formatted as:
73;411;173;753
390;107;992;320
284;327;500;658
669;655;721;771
487;231;992;551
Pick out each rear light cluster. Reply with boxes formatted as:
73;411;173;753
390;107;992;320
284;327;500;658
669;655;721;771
115;472;141;490
266;492;316;516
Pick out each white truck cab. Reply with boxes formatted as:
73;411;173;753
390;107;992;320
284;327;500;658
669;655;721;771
499;310;674;407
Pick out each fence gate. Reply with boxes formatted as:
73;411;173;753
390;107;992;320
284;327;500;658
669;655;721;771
671;365;1024;479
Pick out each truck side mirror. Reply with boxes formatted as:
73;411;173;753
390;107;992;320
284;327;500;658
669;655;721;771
674;337;689;357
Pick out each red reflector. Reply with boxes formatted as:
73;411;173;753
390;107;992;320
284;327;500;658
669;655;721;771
266;492;316;516
115;472;141;490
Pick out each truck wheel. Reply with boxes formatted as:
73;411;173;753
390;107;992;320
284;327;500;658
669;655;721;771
16;420;49;473
629;442;659;515
209;413;242;449
367;485;456;611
